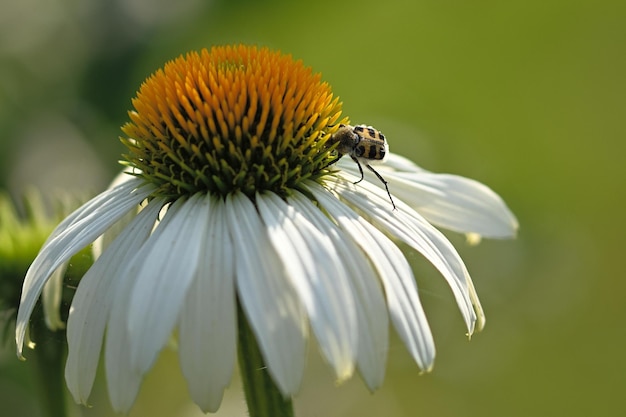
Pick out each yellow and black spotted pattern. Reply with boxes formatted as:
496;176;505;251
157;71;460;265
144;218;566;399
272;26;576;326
352;125;387;160
326;123;396;210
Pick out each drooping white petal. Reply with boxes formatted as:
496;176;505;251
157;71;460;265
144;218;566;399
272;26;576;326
178;195;236;413
289;192;389;390
105;252;146;412
256;191;357;381
339;151;518;239
332;178;481;334
336;152;422;174
308;182;435;372
92;204;140;260
385;172;518;239
16;179;154;358
127;194;209;374
65;198;164;405
44;177;147;246
225;192;308;395
42;262;67;331
104;198;179;413
465;271;486;333
376;153;427;173
92;171;142;259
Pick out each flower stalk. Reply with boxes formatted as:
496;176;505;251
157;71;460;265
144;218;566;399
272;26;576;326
237;301;295;417
30;308;69;417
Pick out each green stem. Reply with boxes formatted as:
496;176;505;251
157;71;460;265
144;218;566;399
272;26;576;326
30;309;69;417
237;301;295;417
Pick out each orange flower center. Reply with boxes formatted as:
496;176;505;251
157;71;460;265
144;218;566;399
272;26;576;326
121;45;346;199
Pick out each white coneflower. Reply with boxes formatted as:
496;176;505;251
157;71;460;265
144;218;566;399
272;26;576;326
15;45;517;415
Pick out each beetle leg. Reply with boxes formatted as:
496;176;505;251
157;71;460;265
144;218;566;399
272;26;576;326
351;155;365;184
366;164;397;210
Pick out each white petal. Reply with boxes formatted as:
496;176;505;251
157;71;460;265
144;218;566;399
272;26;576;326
256;192;357;381
92;171;142;259
179;195;236;413
387;172;518;238
332;179;481;334
15;179;153;358
375;152;427;173
127;193;208;374
42;263;67;331
65;198;164;405
289;192;389;390
108;169;138;189
337;150;517;238
44;177;147;245
341;150;518;239
308;183;435;372
105;256;145;412
335;152;424;180
225;192;308;395
104;198;172;413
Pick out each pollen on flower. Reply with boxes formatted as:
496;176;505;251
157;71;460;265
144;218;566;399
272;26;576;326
121;45;347;198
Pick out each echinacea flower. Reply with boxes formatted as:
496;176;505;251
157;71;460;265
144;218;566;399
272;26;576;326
15;45;517;414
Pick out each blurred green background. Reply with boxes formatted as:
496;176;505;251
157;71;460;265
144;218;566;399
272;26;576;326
1;0;625;416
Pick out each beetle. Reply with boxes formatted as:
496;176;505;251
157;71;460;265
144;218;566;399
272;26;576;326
326;124;396;210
